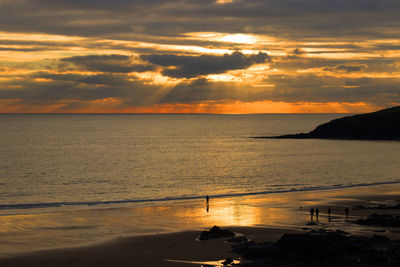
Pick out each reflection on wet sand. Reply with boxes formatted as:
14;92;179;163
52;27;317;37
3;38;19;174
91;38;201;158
197;196;301;228
1;183;400;256
0;193;303;255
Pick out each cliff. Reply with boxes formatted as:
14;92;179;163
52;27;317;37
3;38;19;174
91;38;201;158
257;106;400;140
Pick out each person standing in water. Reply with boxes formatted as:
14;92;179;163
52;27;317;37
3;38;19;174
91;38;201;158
345;207;349;219
309;208;314;220
315;208;319;220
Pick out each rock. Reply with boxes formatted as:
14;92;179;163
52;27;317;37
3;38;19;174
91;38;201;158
222;257;234;265
231;229;399;266
355;213;400;227
255;106;400;140
227;235;248;243
231;241;274;260
353;203;400;210
199;226;235;241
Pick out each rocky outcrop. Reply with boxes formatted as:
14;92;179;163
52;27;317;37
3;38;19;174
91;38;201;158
199;226;235;241
232;229;400;266
256;106;400;140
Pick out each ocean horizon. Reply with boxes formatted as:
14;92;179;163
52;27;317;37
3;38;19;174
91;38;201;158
2;113;400;213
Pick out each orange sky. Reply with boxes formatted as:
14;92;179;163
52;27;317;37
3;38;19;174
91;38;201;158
1;1;399;113
0;99;380;114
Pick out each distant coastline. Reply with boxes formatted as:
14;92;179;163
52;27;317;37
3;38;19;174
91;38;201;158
255;106;400;141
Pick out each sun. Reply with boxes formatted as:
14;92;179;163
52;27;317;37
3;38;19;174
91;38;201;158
219;34;257;44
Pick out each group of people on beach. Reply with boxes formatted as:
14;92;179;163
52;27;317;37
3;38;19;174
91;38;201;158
204;195;351;222
308;207;349;221
309;207;320;221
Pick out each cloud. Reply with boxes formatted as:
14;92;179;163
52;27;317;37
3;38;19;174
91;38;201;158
286;48;305;59
1;0;400;41
161;78;228;102
160;78;273;103
265;74;400;105
323;64;367;73
141;51;270;78
62;54;155;73
32;72;129;86
0;71;164;107
151;73;400;106
272;56;400;75
2;68;400;111
1;0;400;112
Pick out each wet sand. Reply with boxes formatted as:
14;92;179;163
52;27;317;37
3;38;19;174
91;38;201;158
0;227;301;267
1;183;400;266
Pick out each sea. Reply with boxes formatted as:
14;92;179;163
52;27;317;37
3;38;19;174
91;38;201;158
1;113;400;212
1;114;400;254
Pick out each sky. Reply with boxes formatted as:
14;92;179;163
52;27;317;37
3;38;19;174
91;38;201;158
1;0;400;113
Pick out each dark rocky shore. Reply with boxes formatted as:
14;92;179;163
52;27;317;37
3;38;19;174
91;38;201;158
200;226;400;266
355;214;400;228
255;106;400;140
232;229;400;266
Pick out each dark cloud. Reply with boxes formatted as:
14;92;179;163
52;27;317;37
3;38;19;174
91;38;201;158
0;71;163;106
141;52;270;78
79;74;129;86
161;78;228;102
265;74;400;105
62;54;155;73
0;47;49;52
323;64;367;73
2;69;400;109
161;78;275;104
1;0;399;40
146;73;400;106
285;48;306;59
32;72;129;86
272;56;400;74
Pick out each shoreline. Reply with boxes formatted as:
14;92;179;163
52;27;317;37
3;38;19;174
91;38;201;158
2;179;400;213
1;183;400;265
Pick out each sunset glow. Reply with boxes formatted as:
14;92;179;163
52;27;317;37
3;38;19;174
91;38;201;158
1;1;400;113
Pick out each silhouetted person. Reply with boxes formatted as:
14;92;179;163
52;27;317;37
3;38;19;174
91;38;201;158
206;195;209;203
328;207;332;221
345;207;349;219
206;195;209;213
316;208;319;220
309;208;314;220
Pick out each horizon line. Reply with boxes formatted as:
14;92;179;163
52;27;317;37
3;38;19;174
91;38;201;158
0;112;353;115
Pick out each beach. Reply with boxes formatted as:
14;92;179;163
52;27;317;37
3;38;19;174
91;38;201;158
1;183;400;266
0;227;302;267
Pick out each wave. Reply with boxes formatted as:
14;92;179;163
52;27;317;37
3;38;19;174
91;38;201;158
1;179;400;211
